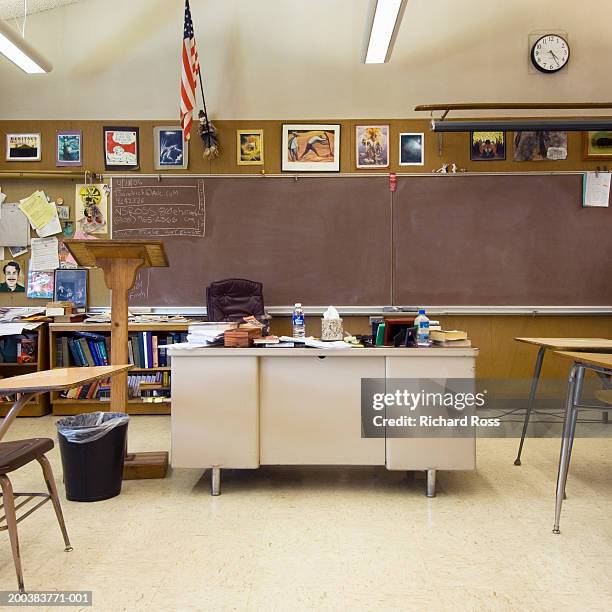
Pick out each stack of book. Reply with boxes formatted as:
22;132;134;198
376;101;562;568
430;330;471;348
60;378;111;400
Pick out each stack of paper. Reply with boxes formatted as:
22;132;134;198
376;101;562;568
184;322;238;347
279;336;352;349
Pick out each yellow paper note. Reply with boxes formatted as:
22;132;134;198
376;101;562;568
18;191;55;230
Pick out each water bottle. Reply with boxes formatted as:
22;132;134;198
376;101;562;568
414;308;430;346
292;303;305;338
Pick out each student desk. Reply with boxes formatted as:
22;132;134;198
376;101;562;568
551;351;612;534
0;366;132;441
513;338;612;466
169;347;478;497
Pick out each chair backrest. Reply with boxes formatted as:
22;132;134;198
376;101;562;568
206;278;265;322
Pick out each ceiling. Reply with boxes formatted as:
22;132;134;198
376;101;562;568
0;0;80;20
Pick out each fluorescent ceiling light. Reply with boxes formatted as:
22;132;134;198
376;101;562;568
0;18;52;73
365;0;406;64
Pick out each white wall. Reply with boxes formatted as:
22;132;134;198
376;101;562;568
0;0;608;120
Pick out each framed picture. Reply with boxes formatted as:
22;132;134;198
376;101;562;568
0;260;25;292
583;131;612;160
61;221;75;237
356;125;389;168
56;130;82;167
27;270;54;299
237;130;264;165
282;124;340;172
54;268;88;309
103;126;139;170
514;131;567;161
154;126;188;170
5;133;41;161
470;131;505;161
399;133;424;166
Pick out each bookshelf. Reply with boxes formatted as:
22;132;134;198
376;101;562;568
49;323;189;415
0;323;50;417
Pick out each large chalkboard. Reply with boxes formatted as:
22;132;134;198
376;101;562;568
115;176;392;306
110;174;611;307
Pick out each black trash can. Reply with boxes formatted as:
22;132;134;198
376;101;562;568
56;412;129;502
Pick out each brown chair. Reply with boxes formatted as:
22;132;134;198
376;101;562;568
206;278;266;322
0;437;72;592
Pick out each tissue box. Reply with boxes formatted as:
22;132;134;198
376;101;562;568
321;318;343;341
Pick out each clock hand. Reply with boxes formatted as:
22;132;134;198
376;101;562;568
548;50;560;63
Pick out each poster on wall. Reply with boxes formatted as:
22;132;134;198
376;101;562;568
5;133;41;161
154;126;188;170
103;126;139;170
513;131;567;161
56;130;83;167
75;184;108;234
281;124;340;172
356;125;389;169
470;131;505;161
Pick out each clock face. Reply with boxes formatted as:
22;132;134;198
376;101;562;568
531;34;570;73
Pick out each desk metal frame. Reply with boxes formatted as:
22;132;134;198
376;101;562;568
553;362;612;534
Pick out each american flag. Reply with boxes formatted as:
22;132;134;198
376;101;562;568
180;0;200;141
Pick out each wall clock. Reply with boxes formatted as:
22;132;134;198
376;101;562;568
531;34;570;73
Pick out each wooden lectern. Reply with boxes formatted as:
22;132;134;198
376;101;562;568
64;239;169;479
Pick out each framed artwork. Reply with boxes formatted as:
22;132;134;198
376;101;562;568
356;125;389;168
54;268;88;308
470;131;505;161
583;131;612;160
237;130;264;165
27;270;54;299
0;260;25;292
103;126;139;170
61;221;75;237
154;126;188;170
56;130;82;167
513;131;567;161
5;133;41;161
399;133;424;166
281;124;340;172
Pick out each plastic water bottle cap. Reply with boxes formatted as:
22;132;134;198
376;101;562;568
418;309;425;315
295;303;302;308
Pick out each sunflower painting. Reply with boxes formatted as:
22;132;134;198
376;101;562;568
237;130;264;165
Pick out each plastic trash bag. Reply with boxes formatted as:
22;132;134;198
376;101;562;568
56;412;129;444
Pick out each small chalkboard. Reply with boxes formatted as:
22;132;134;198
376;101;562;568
111;177;205;237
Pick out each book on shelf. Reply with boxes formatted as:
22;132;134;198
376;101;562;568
17;338;36;363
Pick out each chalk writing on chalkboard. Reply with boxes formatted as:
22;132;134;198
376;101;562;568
128;269;150;304
111;177;205;237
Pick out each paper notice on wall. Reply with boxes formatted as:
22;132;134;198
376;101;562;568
0;203;30;246
0;189;6;208
19;191;56;229
583;172;611;207
30;237;60;271
35;213;62;238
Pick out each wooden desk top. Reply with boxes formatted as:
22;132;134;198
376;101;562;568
0;365;131;395
515;337;612;351
553;351;612;370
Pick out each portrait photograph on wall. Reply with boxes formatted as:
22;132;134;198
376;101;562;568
54;268;88;308
281;124;340;172
356;125;389;168
513;131;567;161
237;130;264;165
56;130;82;167
103;126;139;170
470;131;505;161
5;133;41;161
399;132;424;166
154;126;188;170
0;260;25;292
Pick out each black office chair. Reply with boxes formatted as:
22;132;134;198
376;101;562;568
206;278;266;322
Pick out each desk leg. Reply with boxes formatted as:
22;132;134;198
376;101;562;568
211;467;221;496
515;347;545;466
426;469;436;498
553;364;582;534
